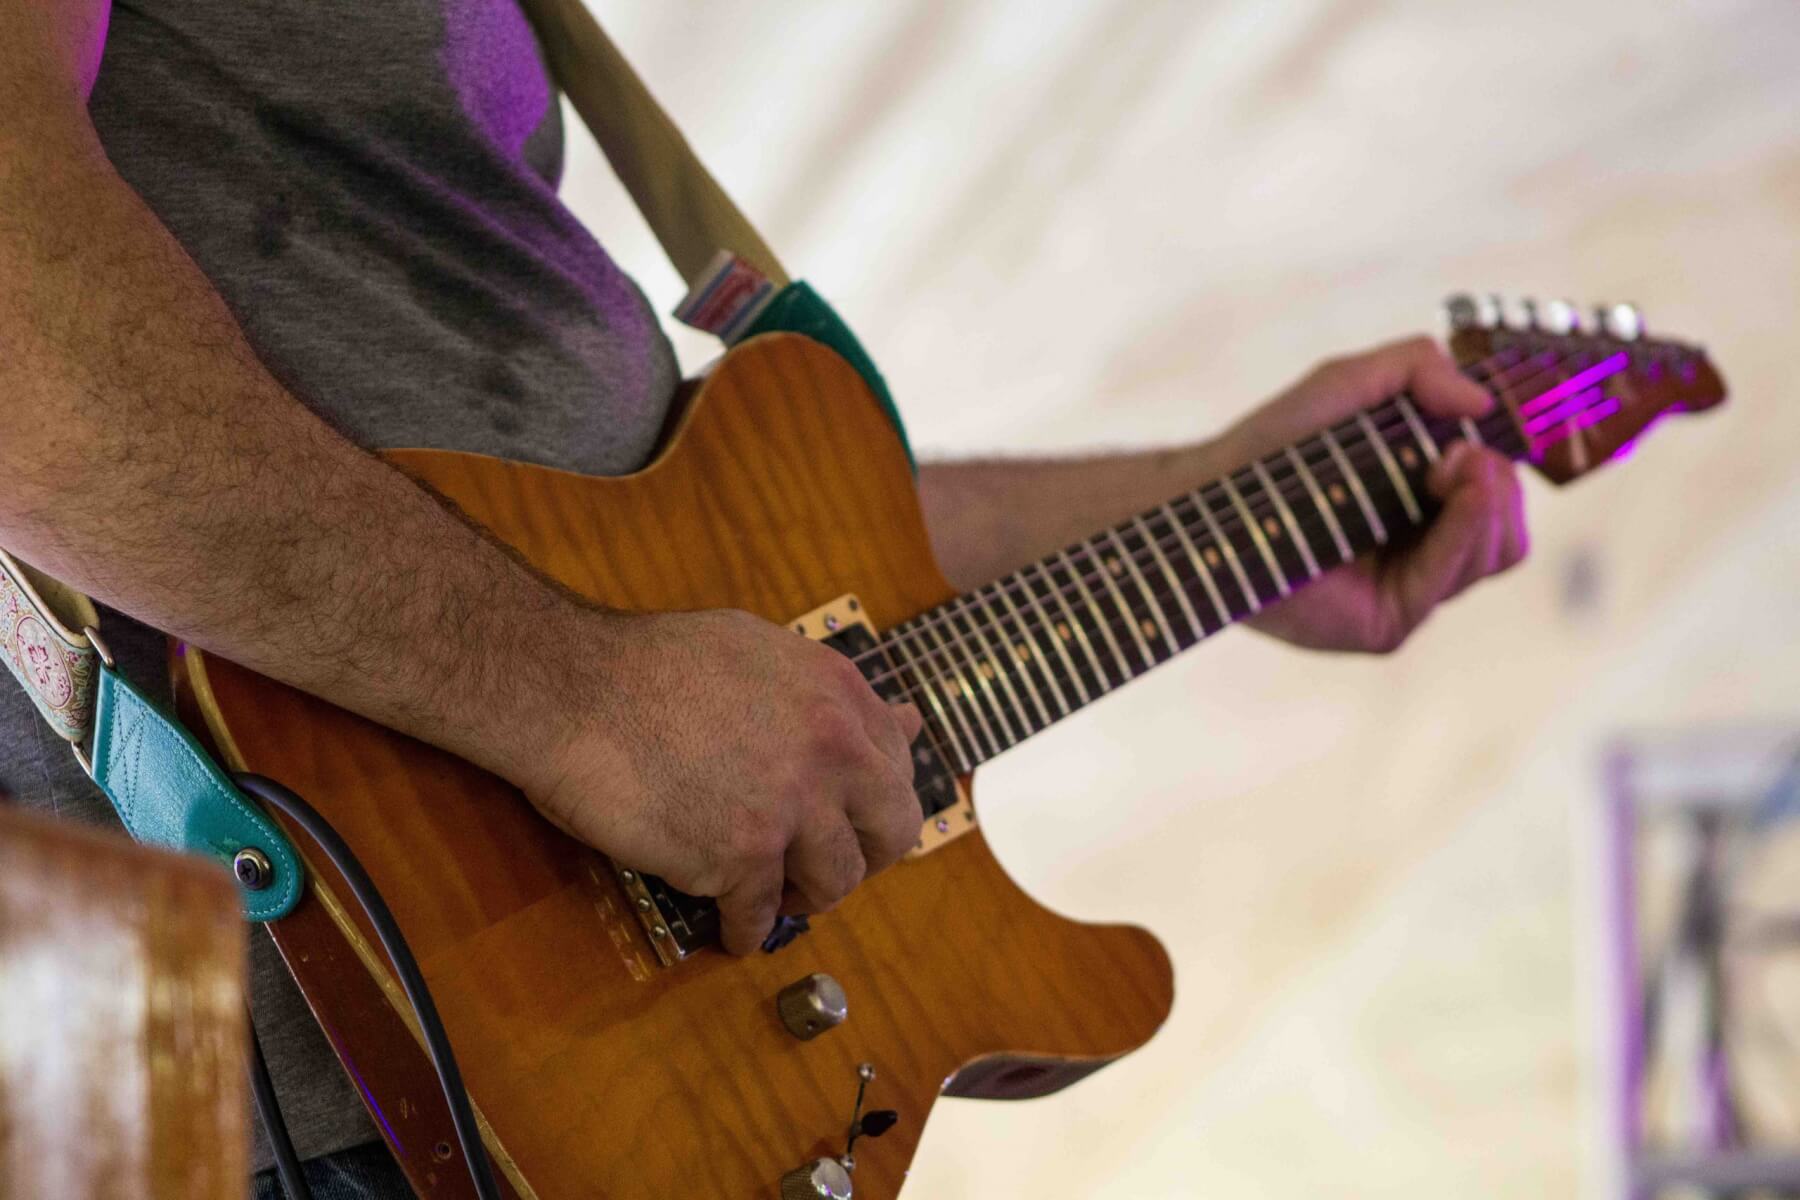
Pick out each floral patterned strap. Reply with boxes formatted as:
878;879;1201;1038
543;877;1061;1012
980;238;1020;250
0;550;101;745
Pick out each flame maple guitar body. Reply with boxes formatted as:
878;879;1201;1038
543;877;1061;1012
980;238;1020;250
182;333;1174;1199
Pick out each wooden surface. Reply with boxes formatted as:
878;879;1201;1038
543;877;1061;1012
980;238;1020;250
556;4;1800;1195
188;334;1173;1199
0;805;247;1199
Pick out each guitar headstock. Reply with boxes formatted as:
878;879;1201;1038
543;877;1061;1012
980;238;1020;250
1444;294;1726;485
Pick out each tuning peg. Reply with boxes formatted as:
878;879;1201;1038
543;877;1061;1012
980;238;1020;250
1539;298;1578;335
1488;293;1512;328
1520;297;1542;328
1603;302;1644;341
1444;293;1481;329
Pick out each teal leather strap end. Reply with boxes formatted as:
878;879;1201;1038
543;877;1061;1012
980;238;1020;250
742;280;917;473
90;665;304;922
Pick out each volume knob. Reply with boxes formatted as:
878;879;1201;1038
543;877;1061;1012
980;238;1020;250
780;1157;853;1200
777;973;847;1040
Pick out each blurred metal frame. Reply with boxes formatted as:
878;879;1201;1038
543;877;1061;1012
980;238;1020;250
1606;730;1800;1199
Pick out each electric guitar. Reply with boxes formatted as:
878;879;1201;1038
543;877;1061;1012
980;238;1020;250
174;294;1726;1198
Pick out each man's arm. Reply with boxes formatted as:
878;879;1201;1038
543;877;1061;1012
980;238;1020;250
918;338;1529;653
0;1;921;954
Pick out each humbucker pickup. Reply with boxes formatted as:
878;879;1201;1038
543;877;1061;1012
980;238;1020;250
614;594;973;965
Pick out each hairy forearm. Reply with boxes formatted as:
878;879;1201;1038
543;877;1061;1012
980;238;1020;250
917;438;1250;590
0;116;593;788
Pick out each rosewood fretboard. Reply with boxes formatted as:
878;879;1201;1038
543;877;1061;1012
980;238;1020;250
878;364;1544;773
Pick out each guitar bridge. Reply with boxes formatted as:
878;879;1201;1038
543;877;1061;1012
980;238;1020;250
614;594;972;966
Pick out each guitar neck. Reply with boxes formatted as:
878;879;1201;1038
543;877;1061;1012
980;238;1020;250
880;381;1529;773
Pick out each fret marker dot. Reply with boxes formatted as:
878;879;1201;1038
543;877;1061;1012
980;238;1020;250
1056;622;1073;641
1203;547;1222;568
978;661;996;681
1263;517;1282;538
1014;643;1031;661
1328;483;1348;505
1105;557;1124;577
1140;618;1158;641
1399;446;1419;469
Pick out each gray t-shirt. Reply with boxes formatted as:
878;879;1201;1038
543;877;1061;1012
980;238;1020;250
0;0;679;1170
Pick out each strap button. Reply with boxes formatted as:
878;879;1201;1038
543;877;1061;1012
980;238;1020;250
233;847;274;891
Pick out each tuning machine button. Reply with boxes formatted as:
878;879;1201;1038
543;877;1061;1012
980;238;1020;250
778;973;847;1040
780;1157;853;1200
1487;292;1512;328
1539;298;1578;335
1603;302;1644;341
1444;293;1480;329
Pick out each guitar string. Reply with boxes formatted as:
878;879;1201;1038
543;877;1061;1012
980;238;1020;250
866;384;1585;738
855;343;1588;720
848;340;1589;693
852;341;1555;680
852;347;1626;758
850;442;1560;770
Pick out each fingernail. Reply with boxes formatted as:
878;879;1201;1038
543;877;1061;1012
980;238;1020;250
1431;442;1471;492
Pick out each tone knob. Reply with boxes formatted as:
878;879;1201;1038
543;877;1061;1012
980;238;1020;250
778;973;847;1040
780;1157;853;1200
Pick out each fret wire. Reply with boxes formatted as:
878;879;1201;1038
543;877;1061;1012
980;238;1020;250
1190;487;1261;613
1011;567;1090;707
1320;427;1388;544
1354;410;1424;523
1395;395;1441;463
1283;445;1353;564
942;599;1030;748
1250;459;1321;579
1057;548;1137;683
1220;474;1290;598
889;635;975;772
1107;529;1182;657
904;616;996;765
972;585;1055;729
1159;501;1232;627
908;617;1001;761
1131;514;1207;643
983;580;1069;722
1091;534;1159;666
1029;560;1106;701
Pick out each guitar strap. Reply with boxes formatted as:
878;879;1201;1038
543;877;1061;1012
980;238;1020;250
0;2;907;921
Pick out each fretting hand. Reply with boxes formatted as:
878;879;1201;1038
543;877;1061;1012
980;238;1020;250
1222;336;1530;653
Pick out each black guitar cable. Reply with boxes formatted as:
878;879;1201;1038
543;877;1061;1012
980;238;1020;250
248;1020;312;1200
234;772;503;1200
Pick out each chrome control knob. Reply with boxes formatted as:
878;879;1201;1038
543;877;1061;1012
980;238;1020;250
780;1157;853;1200
777;973;847;1040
